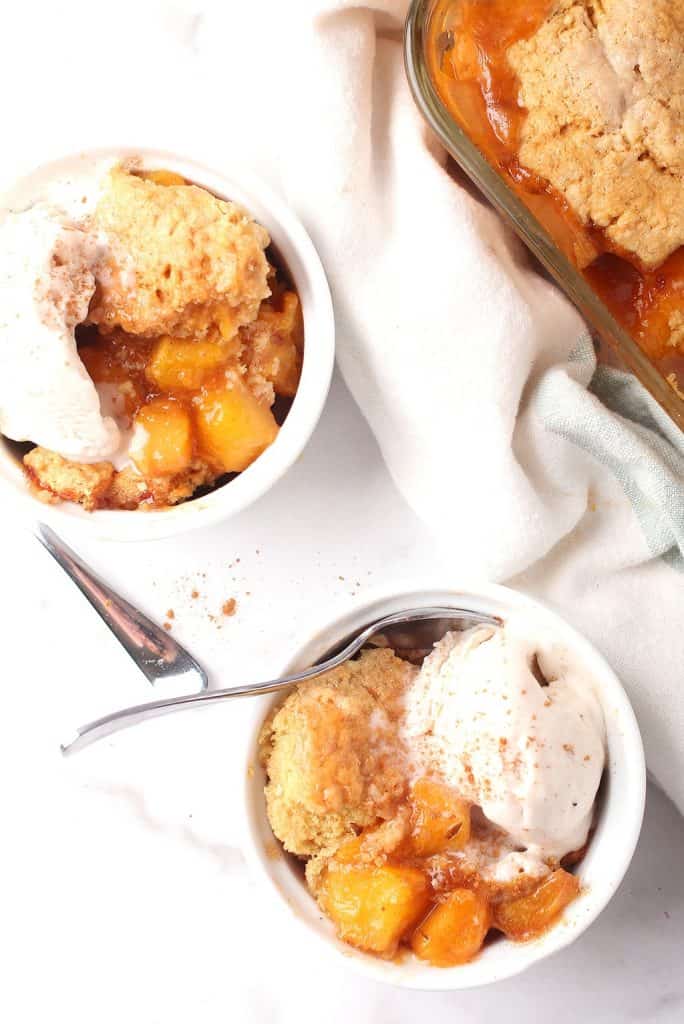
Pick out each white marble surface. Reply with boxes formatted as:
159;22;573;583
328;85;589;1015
1;374;683;1023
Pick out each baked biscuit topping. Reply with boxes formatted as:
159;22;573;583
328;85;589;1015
508;0;684;269
89;168;271;338
260;649;417;860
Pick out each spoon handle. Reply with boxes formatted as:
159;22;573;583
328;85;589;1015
35;523;208;692
60;672;315;756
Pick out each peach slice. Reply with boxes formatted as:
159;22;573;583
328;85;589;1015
410;778;471;857
493;869;580;941
146;337;229;391
144;169;187;187
193;381;278;474
318;864;430;957
246;292;303;396
131;397;193;478
411;889;491;966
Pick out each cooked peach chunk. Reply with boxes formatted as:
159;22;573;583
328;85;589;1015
318;864;430;957
144;169;187;187
260;336;302;397
410;778;471;857
132;397;193;478
638;279;684;360
244;292;303;396
146;337;229;391
493;869;580;941
331;835;365;866
411;889;491;967
193;381;278;473
331;816;408;867
259;293;303;396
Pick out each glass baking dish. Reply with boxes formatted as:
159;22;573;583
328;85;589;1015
404;0;684;434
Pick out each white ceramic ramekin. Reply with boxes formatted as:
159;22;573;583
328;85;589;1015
242;582;646;990
0;148;335;542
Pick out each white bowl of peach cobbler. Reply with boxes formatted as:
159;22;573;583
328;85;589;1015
0;149;334;540
243;584;645;989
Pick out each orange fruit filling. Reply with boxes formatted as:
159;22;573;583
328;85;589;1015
313;777;582;966
411;889;491;966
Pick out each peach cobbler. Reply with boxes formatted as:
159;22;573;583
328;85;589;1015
0;162;302;510
260;619;605;966
426;0;684;390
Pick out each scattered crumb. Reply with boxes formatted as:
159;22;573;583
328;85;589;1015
191;589;200;599
222;598;237;617
163;622;172;632
166;608;175;620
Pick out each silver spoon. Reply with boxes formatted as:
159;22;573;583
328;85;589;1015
36;525;501;756
35;523;208;692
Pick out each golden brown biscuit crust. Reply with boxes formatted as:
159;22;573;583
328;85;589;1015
88;168;271;338
24;447;114;511
22;449;219;511
260;649;418;860
509;0;684;268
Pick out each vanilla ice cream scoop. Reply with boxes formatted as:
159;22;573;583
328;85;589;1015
403;616;606;861
0;168;121;462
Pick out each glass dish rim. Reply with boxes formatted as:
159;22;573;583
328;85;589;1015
404;0;684;434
